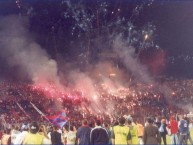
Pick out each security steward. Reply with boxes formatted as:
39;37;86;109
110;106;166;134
111;117;131;145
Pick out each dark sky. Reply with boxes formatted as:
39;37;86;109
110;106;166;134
142;1;193;78
0;0;193;79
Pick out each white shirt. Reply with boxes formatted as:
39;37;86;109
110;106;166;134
11;130;21;144
14;131;28;145
66;131;76;145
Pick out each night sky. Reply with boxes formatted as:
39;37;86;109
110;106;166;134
0;0;193;80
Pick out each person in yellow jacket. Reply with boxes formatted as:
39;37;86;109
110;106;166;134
127;119;139;145
111;117;131;145
22;122;51;145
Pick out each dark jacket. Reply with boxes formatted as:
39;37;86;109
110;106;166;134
179;119;188;135
51;131;63;145
77;125;91;145
143;124;161;145
155;121;161;129
90;126;109;145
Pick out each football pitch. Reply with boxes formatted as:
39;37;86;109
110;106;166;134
164;129;193;144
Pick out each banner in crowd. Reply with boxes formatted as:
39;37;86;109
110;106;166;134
47;110;68;128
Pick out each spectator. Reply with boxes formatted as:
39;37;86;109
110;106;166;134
111;117;131;145
103;122;112;145
76;119;91;145
14;123;29;145
159;119;167;145
39;125;50;139
47;126;54;140
90;119;109;145
22;121;50;145
51;125;63;145
66;126;76;145
155;117;161;129
136;119;144;145
143;117;161;145
62;125;68;144
168;116;178;145
127;119;138;144
1;129;11;145
11;125;21;145
179;116;188;145
184;116;193;145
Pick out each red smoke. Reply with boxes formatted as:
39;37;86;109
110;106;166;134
139;49;167;75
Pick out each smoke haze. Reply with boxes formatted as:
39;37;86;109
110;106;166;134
0;15;174;114
0;15;60;86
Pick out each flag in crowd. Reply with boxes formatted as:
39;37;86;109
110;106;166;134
47;110;68;128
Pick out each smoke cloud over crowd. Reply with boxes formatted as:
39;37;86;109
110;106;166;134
0;15;60;86
0;15;173;113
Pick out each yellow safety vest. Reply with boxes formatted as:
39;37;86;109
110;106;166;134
22;133;44;145
128;125;139;144
113;125;130;145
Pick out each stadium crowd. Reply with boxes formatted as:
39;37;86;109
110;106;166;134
0;113;193;145
0;80;192;144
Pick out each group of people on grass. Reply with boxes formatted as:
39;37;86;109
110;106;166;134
0;113;192;145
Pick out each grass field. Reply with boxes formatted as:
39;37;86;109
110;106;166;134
163;129;193;144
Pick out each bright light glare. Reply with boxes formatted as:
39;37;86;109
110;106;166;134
144;34;148;40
